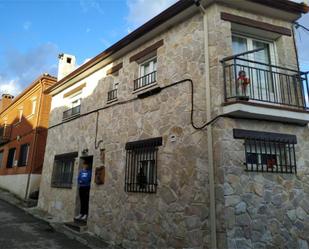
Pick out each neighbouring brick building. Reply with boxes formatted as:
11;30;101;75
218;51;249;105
38;0;309;248
0;74;56;199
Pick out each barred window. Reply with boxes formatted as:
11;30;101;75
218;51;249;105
51;152;78;188
125;137;162;193
234;129;297;174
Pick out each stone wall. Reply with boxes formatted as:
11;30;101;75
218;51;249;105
39;13;211;249
213;118;309;249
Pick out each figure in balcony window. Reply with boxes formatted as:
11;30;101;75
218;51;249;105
237;70;250;98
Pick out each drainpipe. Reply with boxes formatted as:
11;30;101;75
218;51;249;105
24;81;43;200
195;1;217;248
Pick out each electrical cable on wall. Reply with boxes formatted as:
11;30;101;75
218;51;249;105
90;78;224;149
49;77;225;143
161;79;224;129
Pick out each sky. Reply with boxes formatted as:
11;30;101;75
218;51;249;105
0;0;308;96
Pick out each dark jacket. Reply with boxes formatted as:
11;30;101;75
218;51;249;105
78;169;92;187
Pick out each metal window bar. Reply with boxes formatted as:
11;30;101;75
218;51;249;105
133;71;157;91
51;159;74;188
244;138;296;174
107;89;118;101
125;147;158;193
222;49;309;109
63;105;81;120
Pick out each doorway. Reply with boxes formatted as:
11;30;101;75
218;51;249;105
74;155;93;223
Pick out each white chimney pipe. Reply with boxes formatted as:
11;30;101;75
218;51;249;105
57;53;76;81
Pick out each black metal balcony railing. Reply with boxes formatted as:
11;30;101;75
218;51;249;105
63;105;81;120
0;125;11;145
134;71;157;91
222;48;309;109
107;89;117;101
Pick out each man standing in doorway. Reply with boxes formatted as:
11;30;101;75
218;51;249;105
75;161;92;221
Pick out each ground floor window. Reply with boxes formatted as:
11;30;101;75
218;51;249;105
0;150;3;168
234;129;297;173
51;152;78;188
125;137;162;193
6;148;16;168
18;144;30;167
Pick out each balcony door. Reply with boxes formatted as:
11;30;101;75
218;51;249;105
232;35;277;102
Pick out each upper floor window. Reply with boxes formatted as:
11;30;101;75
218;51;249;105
18;108;23;122
18;144;30;167
31;99;37;115
134;56;157;90
63;91;81;120
7;148;16;168
107;82;119;102
125;137;162;193
139;57;157;77
223;34;308;109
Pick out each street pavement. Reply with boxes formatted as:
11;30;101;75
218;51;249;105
0;199;90;249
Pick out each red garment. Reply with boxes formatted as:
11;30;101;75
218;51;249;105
237;75;250;85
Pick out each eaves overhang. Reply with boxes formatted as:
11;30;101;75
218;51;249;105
46;0;308;96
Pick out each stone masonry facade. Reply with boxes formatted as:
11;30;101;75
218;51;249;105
38;2;309;249
39;13;210;249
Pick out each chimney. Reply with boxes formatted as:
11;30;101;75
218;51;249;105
0;94;14;112
57;53;76;81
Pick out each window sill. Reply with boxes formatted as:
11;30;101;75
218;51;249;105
51;185;73;189
132;82;157;94
62;113;81;122
26;114;35;119
13;121;21;127
107;98;118;104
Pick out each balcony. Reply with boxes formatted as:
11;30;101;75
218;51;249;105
221;48;309;125
63;105;81;120
107;89;117;102
134;71;157;91
0;125;12;145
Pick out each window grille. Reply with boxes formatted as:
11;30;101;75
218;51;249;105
51;152;78;188
234;129;297;174
18;144;29;166
125;137;162;193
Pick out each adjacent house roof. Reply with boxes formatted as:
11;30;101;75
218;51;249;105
46;0;308;94
0;74;56;115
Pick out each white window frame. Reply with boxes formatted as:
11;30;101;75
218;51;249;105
68;91;82;109
232;33;277;66
139;56;157;78
232;33;280;100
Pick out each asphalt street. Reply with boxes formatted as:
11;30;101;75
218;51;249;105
0;199;90;249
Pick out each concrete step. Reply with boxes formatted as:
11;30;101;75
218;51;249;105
64;221;88;233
